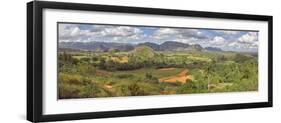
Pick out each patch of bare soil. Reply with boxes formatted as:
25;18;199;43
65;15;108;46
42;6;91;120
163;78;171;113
104;84;113;89
159;69;193;84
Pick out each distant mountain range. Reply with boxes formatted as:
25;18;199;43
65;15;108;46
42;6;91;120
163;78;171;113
59;41;223;52
204;47;223;52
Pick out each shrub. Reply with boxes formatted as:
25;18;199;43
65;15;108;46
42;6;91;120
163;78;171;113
79;83;101;98
59;74;91;85
58;83;81;99
145;73;159;83
77;63;96;75
128;83;146;96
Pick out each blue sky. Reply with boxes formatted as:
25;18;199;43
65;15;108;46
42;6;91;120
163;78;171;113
59;23;258;52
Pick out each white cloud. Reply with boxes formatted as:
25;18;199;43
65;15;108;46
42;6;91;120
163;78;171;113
59;24;210;44
210;36;226;45
225;32;258;51
151;28;208;43
70;27;81;37
59;24;147;42
59;24;93;41
101;26;142;37
228;40;258;50
152;28;178;40
238;32;258;44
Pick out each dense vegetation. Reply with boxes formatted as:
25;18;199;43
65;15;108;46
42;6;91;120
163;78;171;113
58;46;258;99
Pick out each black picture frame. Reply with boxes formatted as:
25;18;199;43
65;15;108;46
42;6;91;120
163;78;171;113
27;1;273;122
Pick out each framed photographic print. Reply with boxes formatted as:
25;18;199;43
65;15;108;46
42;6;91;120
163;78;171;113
27;1;273;122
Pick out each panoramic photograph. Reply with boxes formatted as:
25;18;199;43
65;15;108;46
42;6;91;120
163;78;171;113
58;23;259;99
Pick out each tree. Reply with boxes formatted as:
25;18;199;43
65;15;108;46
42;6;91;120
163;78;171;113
145;73;158;83
128;83;146;96
205;60;216;91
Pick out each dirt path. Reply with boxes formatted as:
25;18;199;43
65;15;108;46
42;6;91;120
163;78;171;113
159;69;193;84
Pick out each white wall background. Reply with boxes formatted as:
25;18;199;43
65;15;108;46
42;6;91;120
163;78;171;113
0;0;279;123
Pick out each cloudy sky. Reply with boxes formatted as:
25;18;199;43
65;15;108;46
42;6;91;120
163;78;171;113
59;23;259;52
